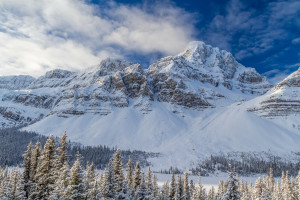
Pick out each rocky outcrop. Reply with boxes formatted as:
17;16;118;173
249;68;300;117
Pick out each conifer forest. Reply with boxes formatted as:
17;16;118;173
0;133;300;200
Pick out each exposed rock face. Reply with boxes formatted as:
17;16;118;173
149;41;272;95
0;41;273;128
249;68;300;117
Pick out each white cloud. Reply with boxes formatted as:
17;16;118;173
0;0;196;77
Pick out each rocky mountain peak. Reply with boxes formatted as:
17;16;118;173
248;68;300;121
44;69;73;79
94;58;133;76
275;67;300;88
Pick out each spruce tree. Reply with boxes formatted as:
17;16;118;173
66;154;86;200
221;169;241;200
85;162;98;199
133;162;141;191
175;175;184;200
112;149;125;198
126;157;133;190
161;180;170;200
22;141;32;199
183;172;190;200
169;168;176;200
31;135;57;199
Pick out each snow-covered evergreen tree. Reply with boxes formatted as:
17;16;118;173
21;141;32;199
221;169;241;200
50;161;70;200
183;172;190;200
175;175;184;200
133;162;141;191
169;168;176;200
85;162;98;199
161;180;170;200
31;135;57;199
0;168;24;200
66;154;86;200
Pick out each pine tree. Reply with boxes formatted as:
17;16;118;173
31;135;57;199
221;169;241;200
183;172;190;200
192;175;206;200
161;180;170;200
175;175;184;200
133;162;141;191
112;149;125;199
29;141;42;199
189;179;195;199
135;171;148;200
208;186;216;200
126;157;133;190
0;168;24;199
85;162;98;200
153;174;160;199
169;168;176;200
50;161;70;199
30;141;42;180
66;154;86;200
22;141;32;199
145;167;154;198
57;131;68;168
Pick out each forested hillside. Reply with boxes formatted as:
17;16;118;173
0;128;156;168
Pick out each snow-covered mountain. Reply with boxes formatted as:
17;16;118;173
1;41;300;170
248;67;300;132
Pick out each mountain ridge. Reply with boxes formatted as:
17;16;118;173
1;41;299;170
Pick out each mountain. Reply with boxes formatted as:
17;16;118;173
248;67;300;132
1;41;300;170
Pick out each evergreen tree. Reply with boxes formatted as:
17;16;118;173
112;149;125;199
135;171;148;200
133;162;141;191
221;169;241;200
169;168;176;200
145;167;154;198
21;141;32;199
175;175;184;200
66;154;86;200
85;162;98;199
161;180;170;200
57;131;68;168
183;172;190;200
0;168;24;200
208;186;216;200
192;175;206;200
153;174;160;199
50;161;70;200
31;135;57;199
126;157;133;190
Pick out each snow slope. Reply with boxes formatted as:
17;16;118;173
24;100;300;170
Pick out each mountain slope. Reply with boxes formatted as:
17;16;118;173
24;101;300;170
248;67;300;132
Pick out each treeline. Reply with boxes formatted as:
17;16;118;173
0;128;157;168
192;152;300;177
1;135;300;199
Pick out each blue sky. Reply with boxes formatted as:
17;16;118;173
0;0;299;83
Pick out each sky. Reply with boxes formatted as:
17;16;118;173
0;0;299;83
